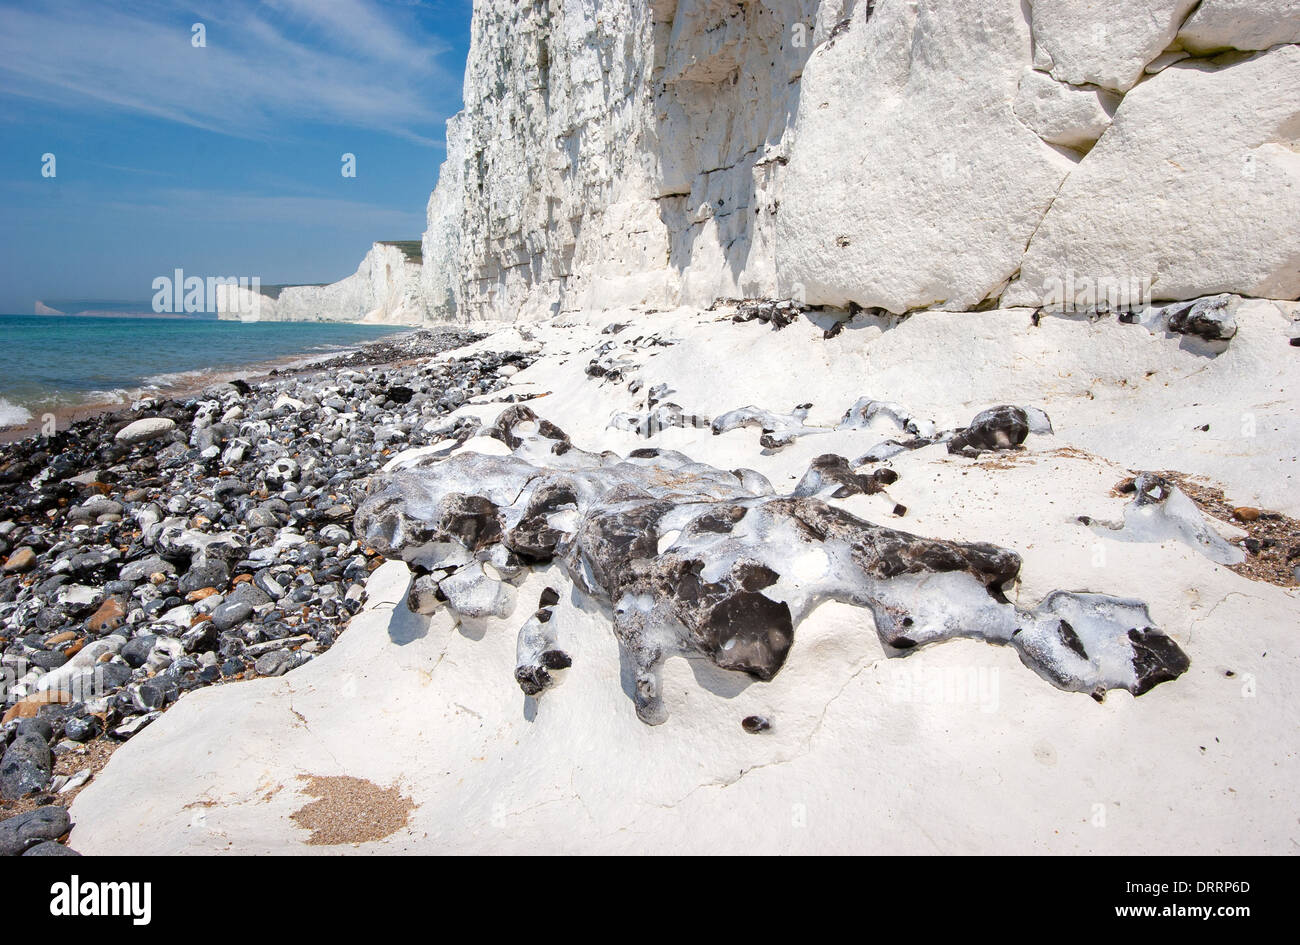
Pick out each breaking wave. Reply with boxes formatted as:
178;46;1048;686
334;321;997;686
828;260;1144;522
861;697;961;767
0;398;34;429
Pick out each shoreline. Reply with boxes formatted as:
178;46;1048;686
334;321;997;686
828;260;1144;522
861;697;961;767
0;328;430;446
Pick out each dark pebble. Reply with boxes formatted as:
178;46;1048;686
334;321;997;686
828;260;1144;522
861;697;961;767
121;634;158;668
0;806;70;856
64;715;101;742
0;732;54;800
23;841;81;856
178;560;230;594
211;601;254;632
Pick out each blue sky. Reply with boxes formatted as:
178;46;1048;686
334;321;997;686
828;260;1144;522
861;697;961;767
0;0;473;313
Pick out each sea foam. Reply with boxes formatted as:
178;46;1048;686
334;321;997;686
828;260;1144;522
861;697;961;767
0;398;33;429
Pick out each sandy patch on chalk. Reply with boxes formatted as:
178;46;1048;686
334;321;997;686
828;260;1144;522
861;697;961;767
289;775;416;846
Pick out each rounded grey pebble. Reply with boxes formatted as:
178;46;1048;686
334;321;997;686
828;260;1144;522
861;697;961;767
211;601;254;632
178;560;229;594
0;805;69;856
26;649;68;670
224;582;271;608
16;718;54;743
121;634;158;668
64;716;101;742
254;650;293;677
97;661;133;691
23;840;81;856
1;732;54;800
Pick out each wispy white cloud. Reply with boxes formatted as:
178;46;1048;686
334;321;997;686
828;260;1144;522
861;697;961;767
264;0;438;65
0;0;462;144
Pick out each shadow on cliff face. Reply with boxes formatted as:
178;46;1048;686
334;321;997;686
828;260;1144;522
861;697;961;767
647;0;824;298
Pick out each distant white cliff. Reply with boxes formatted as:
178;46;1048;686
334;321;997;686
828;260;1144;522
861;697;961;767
216;241;424;325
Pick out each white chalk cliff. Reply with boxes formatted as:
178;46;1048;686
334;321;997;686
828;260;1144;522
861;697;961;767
216;241;424;325
414;0;1299;322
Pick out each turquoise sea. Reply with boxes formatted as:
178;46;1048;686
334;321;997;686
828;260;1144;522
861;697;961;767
0;315;405;427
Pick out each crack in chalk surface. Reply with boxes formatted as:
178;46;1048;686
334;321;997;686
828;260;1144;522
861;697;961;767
285;683;347;774
1187;591;1253;644
653;651;881;811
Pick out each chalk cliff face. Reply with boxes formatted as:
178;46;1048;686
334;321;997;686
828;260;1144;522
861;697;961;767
418;0;1300;321
422;0;829;322
217;241;424;325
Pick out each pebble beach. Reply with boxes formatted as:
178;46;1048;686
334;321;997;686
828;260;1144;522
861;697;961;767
0;326;532;853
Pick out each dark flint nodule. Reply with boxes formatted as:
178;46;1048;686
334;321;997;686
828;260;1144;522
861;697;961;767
356;407;1189;726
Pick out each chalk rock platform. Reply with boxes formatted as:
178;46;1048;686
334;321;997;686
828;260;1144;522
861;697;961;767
68;303;1300;853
